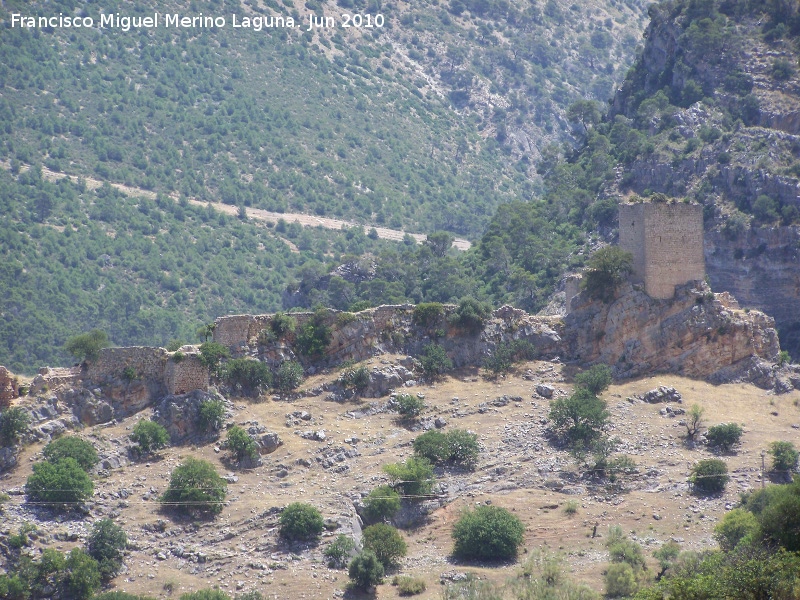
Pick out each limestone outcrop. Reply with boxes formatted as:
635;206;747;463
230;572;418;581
562;281;780;383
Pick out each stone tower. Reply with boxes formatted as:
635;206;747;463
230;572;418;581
618;201;705;299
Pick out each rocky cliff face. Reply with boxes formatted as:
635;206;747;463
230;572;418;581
562;281;783;386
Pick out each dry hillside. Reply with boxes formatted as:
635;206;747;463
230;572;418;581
2;357;799;599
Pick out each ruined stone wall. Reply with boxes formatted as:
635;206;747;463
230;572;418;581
619;202;705;299
0;366;18;406
618;203;647;285
87;347;169;383
164;355;208;396
563;274;583;315
213;315;254;347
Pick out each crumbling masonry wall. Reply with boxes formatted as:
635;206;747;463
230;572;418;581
619;202;705;299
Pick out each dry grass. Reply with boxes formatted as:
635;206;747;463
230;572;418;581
3;358;799;599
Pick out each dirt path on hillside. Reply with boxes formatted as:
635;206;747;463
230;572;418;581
2;161;471;250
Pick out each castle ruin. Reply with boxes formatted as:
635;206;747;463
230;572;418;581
618;201;705;300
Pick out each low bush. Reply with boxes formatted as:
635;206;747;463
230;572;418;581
362;523;407;568
279;502;324;541
363;485;401;523
223;358;272;397
548;388;609;448
87;518;127;580
198;342;230;375
270;312;297;337
323;534;356;568
26;457;94;507
274;360;304;391
43;436;98;472
447;297;492;333
394;575;426;596
0;406;30;446
62;548;101;600
413;429;479;469
196;398;225;432
452;505;525;561
295;308;332;356
348;550;384;590
160;458;227;516
769;440;799;473
705;423;743;452
339;365;370;390
419;343;452;377
383;458;434;496
225;426;259;462
395;393;425;418
604;562;637;598
713;508;758;551
130;420;170;455
690;458;729;494
412;302;444;327
573;363;612;395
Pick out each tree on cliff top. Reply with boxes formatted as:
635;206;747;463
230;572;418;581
580;247;633;302
64;330;110;362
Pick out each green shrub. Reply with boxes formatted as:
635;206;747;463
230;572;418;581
419;343;452;377
396;393;425;418
64;329;109;362
604;562;637;598
0;573;29;600
348;550;384;590
383;458;434;497
0;406;30;446
452;505;525;561
412;430;450;464
394;575;426;596
713;508;758;551
223;358;272;397
226;426;258;462
160;458;227;516
769;441;799;473
166;339;184;352
752;477;800;551
705;423;743;452
339;365;371;390
270;312;297;337
279;502;324;541
8;523;37;549
323;534;356;568
179;591;231;600
130;420;169;455
198;342;230;374
63;548;101;600
363;485;401;523
336;312;358;327
548;388;609;448
413;429;479;469
690;458;729;494
43;436;98;471
482;340;535;376
295;308;332;356
413;302;444;327
573;364;612;395
121;366;137;381
581;246;633;302
563;500;579;516
447;297;492;333
87;518;127;580
196;398;225;432
608;538;646;570
274;360;304;391
362;523;407;568
26;457;94;507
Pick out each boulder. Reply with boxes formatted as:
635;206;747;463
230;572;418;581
535;384;555;399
